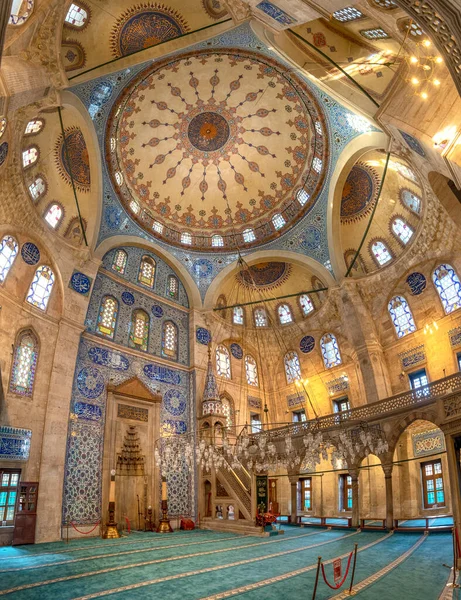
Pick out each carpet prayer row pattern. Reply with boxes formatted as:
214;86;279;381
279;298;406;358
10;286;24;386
0;528;454;599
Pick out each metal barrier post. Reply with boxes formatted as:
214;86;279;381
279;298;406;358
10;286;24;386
345;543;358;596
312;556;321;600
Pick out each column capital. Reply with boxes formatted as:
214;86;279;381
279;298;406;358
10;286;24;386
288;474;300;484
382;462;393;478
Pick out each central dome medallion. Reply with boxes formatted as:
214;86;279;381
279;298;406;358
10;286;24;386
106;49;328;251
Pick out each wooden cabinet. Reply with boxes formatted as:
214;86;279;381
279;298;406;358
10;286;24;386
12;482;39;545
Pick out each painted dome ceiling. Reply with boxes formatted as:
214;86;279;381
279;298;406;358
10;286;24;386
106;48;328;251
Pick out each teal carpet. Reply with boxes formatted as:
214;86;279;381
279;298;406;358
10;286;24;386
398;517;453;528
0;528;452;599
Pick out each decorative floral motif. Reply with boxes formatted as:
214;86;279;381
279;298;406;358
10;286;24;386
55;127;90;192
105;206;122;229
69;271;92;296
300;335;315;353
230;343;243;359
77;367;105;399
20;242;40;265
110;3;190;58
88;347;130;370
406;272;426;295
340;163;380;223
143;363;181;384
196;327;212;345
163;419;187;434
399;130;426;157
256;1;297;25
237;262;290;289
0;426;31;461
201;0;227;20
151;305;164;318
193;259;213;278
121;291;135;305
74;402;102;421
164;389;186;416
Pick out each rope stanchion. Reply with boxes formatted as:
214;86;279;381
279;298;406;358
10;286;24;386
70;521;101;535
124;516;131;534
346;543;359;596
321;551;354;590
311;556;321;600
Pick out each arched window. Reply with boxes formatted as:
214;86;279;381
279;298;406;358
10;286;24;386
433;264;461;314
400;189;421;214
272;213;286;230
130;200;140;214
233;306;244;325
162;321;178;359
320;333;342;369
389;160;417;183
181;232;192;245
115;171;123;186
112;249;127;274
245;355;259;387
65;3;88;27
333;6;363;21
24;119;44;135
388;296;416;338
242;228;255;243
371;240;392;266
97;296;118;339
360;27;389;39
297;189;310;206
152;220;163;234
216;345;231;379
254;307;267;327
278;304;293;324
392;218;414;245
9;0;34;26
129;309;149;352
28;176;46;201
138;255;156;288
9;330;38;397
0;235;18;283
284;351;301;384
44;203;63;229
373;0;397;8
299;294;314;316
212;235;224;247
26;265;55;311
167;275;179;300
22;146;38;168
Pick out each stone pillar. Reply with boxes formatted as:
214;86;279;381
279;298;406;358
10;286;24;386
382;463;394;530
288;474;299;524
35;319;83;543
350;470;359;527
444;433;461;532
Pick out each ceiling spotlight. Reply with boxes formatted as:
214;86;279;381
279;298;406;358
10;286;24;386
411;77;419;85
421;92;428;100
436;56;443;64
433;79;441;86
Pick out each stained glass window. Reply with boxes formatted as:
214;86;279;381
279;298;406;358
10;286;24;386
233;306;244;325
22;146;38;168
299;294;314;316
130;201;140;214
433;264;461;314
138;255;155;288
112;249;127;274
245;355;259;387
373;0;397;8
129;309;149;352
115;171;123;186
297;189;310;206
65;3;88;26
167;275;179;300
320;333;342;369
212;235;224;247
0;235;18;283
421;459;445;508
400;189;421;214
278;304;293;324
272;213;286;230
10;330;38;396
216;345;231;379
388;295;416;338
97;296;118;339
28;176;46;201
313;157;322;173
360;28;389;39
333;6;363;21
254;307;268;327
371;240;392;266
24;119;44;135
44;203;63;229
392;218;414;245
181;232;192;245
9;0;34;26
162;321;178;359
26;265;54;311
152;220;163;234
284;351;301;384
242;228;255;243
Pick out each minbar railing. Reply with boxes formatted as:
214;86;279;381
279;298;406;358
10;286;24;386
257;372;461;440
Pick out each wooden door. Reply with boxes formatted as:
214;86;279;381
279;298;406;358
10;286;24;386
12;482;39;545
268;479;279;514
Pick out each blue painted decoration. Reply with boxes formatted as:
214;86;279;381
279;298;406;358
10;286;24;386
164;389;186;416
21;242;40;265
152;305;164;318
399;130;426;157
230;343;243;359
88;347;130;370
0;426;31;460
196;327;212;345
143;364;181;385
105;206;122;229
74;402;103;421
121;291;135;305
193;258;213;278
163;419;187;434
300;335;315;353
69;271;92;296
256;1;297;25
406;272;426;296
77;367;105;399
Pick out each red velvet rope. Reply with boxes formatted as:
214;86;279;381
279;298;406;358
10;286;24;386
321;551;354;590
70;520;101;535
124;516;131;534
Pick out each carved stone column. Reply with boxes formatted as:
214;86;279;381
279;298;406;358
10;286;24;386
350;470;359;527
443;432;461;533
382;463;394;530
288;474;299;524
